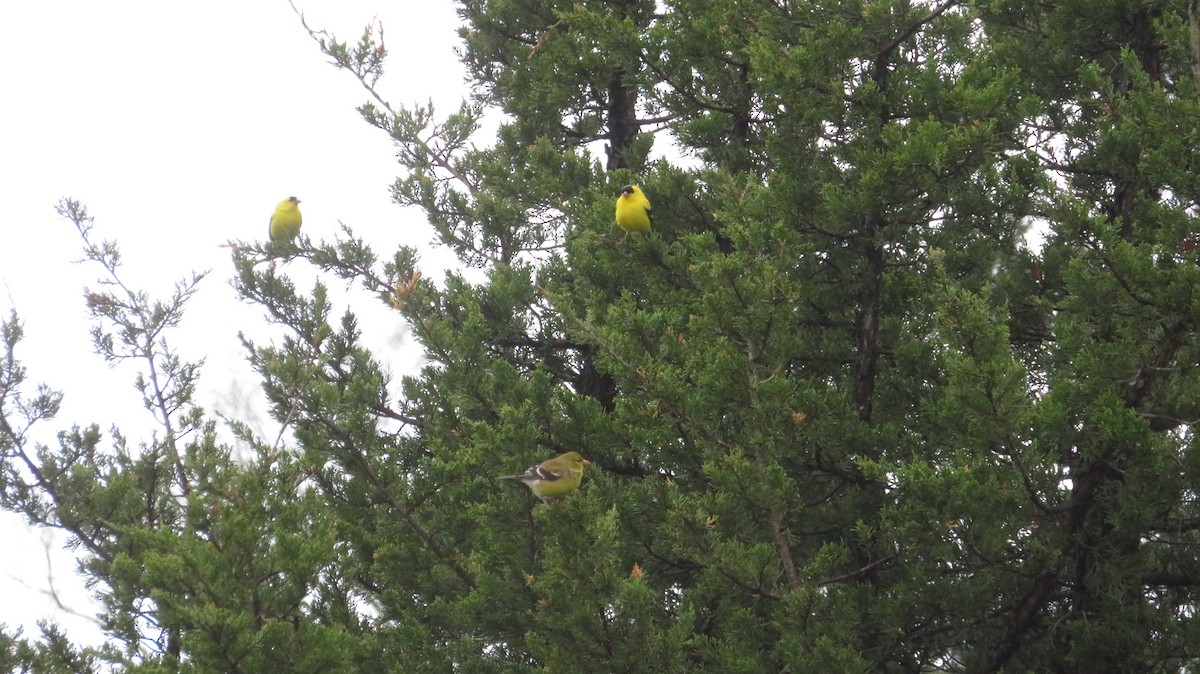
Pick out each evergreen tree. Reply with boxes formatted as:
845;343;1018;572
3;1;1200;672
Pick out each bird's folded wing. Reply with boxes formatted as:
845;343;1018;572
527;464;564;481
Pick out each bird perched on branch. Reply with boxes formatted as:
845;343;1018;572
269;196;303;242
500;451;589;504
615;185;652;241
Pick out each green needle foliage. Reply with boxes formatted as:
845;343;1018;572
5;1;1200;672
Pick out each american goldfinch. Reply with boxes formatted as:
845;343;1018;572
269;196;303;242
615;185;652;240
500;451;590;504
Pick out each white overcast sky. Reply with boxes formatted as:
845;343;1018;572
0;0;469;646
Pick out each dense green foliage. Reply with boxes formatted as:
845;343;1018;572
5;0;1200;671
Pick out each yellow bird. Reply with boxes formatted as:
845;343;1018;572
499;451;590;504
269;196;303;242
615;185;652;240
